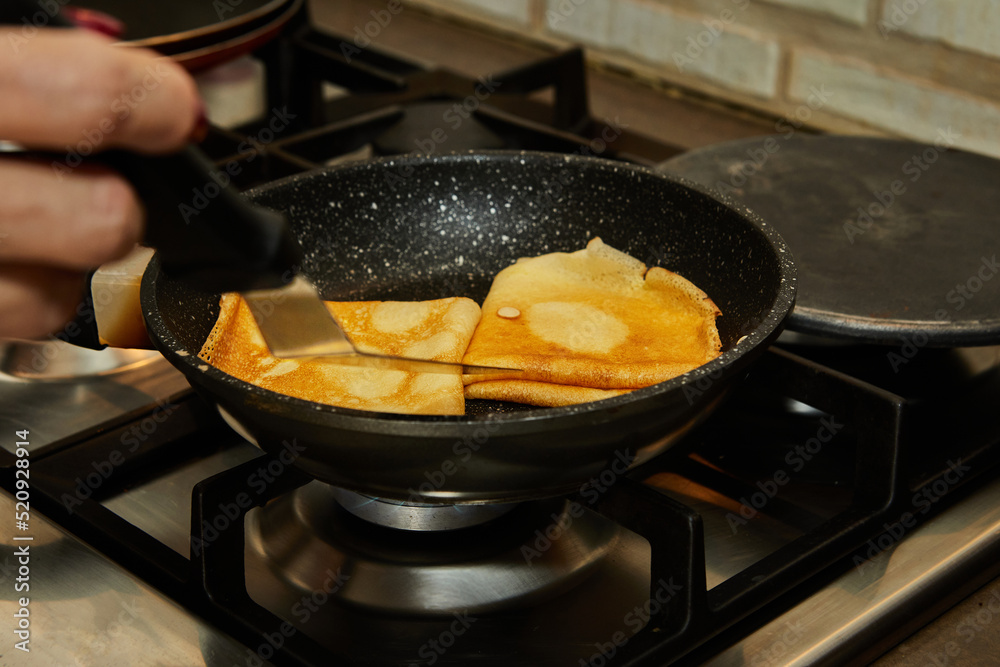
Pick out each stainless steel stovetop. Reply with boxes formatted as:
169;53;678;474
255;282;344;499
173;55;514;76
2;339;1000;666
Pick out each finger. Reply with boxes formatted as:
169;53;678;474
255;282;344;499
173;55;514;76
0;28;202;153
0;265;88;339
0;158;143;269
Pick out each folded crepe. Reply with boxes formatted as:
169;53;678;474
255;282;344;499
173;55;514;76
198;295;481;415
462;238;721;407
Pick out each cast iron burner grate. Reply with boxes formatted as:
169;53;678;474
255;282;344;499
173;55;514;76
4;347;999;666
194;4;682;191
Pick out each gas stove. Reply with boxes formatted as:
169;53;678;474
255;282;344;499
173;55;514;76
3;5;1000;666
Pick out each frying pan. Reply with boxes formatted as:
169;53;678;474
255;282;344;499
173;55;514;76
141;152;796;504
68;0;303;71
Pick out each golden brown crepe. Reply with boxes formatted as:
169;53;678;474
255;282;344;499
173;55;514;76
461;238;721;407
198;295;481;415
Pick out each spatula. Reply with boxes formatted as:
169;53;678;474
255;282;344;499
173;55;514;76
28;3;515;376
243;275;514;374
107;147;514;375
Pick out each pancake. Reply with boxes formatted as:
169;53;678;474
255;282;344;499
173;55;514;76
198;295;481;415
461;238;721;407
464;380;632;407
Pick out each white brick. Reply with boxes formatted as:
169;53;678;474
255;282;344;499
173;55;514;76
436;0;531;25
545;0;613;41
789;52;1000;156
762;0;870;26
881;0;1000;59
549;0;780;98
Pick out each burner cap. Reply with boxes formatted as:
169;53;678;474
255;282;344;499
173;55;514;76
329;487;517;531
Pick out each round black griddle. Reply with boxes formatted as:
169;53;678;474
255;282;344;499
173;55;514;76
661;135;1000;346
142;152;796;503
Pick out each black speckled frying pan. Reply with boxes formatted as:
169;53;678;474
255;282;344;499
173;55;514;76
661;134;1000;346
141;152;796;503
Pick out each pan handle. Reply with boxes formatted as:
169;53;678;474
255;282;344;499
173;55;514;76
100;147;304;292
57;147;304;350
6;1;305;346
3;0;304;291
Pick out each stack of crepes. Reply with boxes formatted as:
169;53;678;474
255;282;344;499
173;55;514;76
460;238;722;406
198;238;722;414
198;295;481;415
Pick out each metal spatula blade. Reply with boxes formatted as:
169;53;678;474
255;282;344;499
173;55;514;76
242;276;516;376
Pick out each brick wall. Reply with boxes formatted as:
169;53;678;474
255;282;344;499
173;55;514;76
402;0;1000;157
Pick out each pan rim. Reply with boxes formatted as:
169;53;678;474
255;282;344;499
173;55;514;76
142;150;797;429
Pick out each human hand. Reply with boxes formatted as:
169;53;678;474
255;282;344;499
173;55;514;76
0;27;202;338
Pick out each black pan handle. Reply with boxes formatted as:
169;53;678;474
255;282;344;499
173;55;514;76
100;147;303;292
3;2;305;347
59;147;305;350
10;144;305;350
1;1;303;293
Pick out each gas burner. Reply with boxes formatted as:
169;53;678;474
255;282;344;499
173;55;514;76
328;487;518;531
246;481;626;615
0;340;160;379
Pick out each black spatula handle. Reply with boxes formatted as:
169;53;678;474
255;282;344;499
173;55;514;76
100;147;303;292
0;1;303;292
